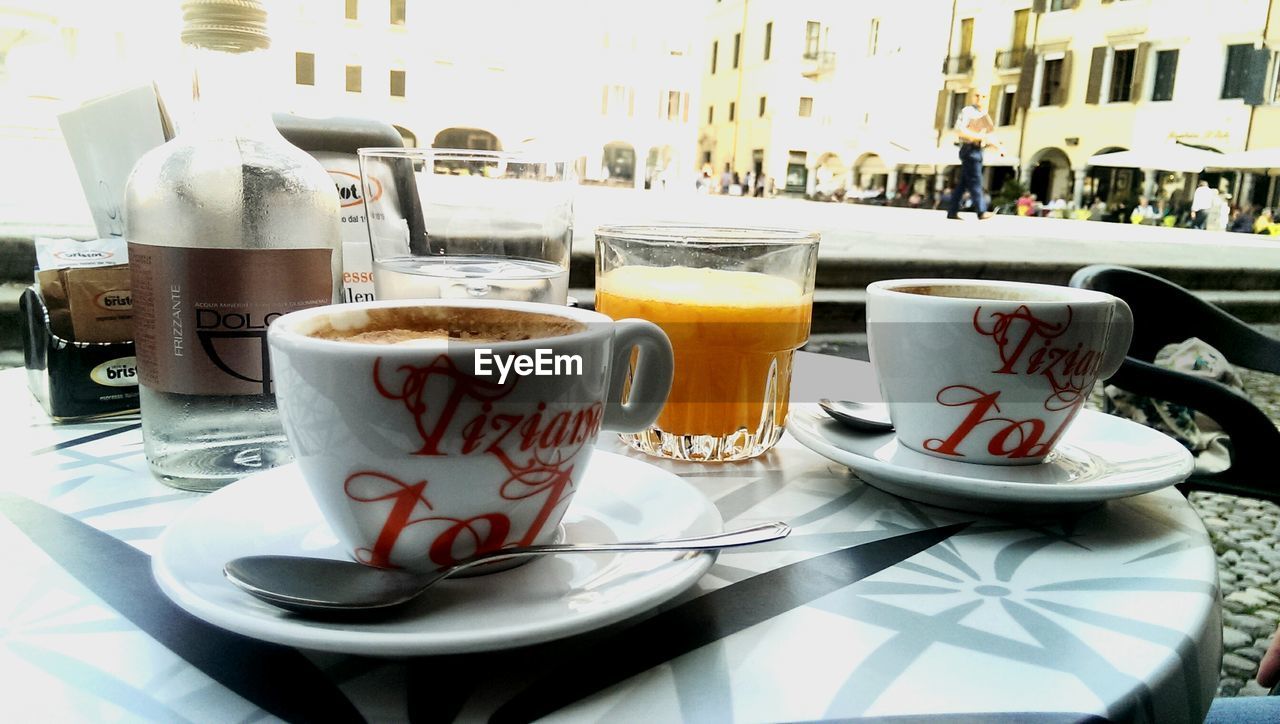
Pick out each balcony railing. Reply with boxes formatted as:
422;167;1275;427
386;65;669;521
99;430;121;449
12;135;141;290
801;50;837;78
995;49;1026;71
942;55;974;75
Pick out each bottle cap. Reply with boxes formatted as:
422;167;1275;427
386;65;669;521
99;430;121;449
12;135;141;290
181;0;270;52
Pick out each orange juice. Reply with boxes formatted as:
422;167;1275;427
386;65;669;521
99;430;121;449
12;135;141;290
596;265;812;436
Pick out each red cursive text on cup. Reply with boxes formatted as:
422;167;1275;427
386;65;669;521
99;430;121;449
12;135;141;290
345;470;512;568
923;384;1074;459
372;355;514;455
352;355;607;567
972;304;1102;410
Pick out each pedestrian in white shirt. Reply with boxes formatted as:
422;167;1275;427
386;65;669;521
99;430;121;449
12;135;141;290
1191;180;1215;229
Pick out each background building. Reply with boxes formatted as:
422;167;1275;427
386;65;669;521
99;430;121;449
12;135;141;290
937;0;1280;213
698;0;949;198
0;0;700;229
7;0;1280;228
273;0;699;190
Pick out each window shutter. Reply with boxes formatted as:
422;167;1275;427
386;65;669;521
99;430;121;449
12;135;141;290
934;88;949;130
1130;42;1151;103
1085;46;1106;104
1015;50;1037;109
1062;0;1078;8
1056;50;1073;105
1031;0;1047;12
1244;46;1271;105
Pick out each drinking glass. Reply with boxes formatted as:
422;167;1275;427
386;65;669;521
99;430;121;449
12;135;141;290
356;148;573;305
595;226;820;461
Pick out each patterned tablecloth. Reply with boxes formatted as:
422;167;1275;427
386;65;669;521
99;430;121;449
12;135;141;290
0;355;1221;723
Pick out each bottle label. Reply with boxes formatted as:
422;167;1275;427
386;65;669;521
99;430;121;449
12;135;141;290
128;244;333;396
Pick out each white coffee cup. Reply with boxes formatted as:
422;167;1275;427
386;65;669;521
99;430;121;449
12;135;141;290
267;299;674;572
866;279;1133;465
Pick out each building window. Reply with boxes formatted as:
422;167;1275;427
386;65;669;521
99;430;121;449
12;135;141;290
1040;57;1064;106
602;85;634;117
344;0;357;20
868;18;880;56
798;96;813;117
1011;9;1029;52
1049;0;1071;10
390;69;405;97
759;95;767;117
804;21;821;59
764;22;772;60
711;40;718;74
999;85;1017;125
295;52;315;86
729;101;736;121
667;90;681;120
1223;43;1254;99
1151;49;1178;101
948;90;967;128
390;0;405;25
1108;48;1136;102
1272;52;1280;102
959;18;974;57
707;105;714;124
733;32;741;69
345;64;362;93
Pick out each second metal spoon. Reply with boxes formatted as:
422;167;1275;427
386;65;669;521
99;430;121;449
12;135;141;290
224;521;790;616
819;398;895;432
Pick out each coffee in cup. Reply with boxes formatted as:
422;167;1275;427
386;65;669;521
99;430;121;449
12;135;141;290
866;279;1133;465
267;299;674;572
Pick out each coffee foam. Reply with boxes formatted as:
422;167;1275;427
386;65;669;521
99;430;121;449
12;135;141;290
303;306;586;345
893;284;1076;302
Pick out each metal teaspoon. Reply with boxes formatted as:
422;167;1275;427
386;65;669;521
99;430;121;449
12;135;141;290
224;521;790;616
818;398;895;432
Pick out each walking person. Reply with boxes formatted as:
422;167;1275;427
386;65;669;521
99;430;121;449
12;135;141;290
1191;180;1214;229
946;89;1004;220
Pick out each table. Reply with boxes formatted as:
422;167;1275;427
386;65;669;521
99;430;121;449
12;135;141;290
1;354;1222;723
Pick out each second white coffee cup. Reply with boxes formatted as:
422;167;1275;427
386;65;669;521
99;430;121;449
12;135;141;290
867;279;1133;466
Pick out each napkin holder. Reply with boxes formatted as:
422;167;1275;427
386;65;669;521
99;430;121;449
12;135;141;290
20;287;139;420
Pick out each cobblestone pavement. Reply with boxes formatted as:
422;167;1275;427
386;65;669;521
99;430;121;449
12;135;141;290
1192;325;1280;697
1195;363;1280;698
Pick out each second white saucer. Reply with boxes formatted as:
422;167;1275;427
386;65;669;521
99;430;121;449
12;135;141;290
787;405;1194;514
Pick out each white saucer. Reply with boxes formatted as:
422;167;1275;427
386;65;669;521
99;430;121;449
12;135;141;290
786;404;1194;514
152;451;722;656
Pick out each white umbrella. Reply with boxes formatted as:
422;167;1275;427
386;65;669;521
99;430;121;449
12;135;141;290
1087;144;1222;173
1205;148;1280;172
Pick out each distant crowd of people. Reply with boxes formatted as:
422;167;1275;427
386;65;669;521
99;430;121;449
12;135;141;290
696;163;774;198
682;157;1278;236
918;183;1280;234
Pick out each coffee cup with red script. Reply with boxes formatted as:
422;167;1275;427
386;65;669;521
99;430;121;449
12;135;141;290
866;279;1133;465
267;298;674;572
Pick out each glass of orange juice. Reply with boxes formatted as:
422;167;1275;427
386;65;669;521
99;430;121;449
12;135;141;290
595;226;819;461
